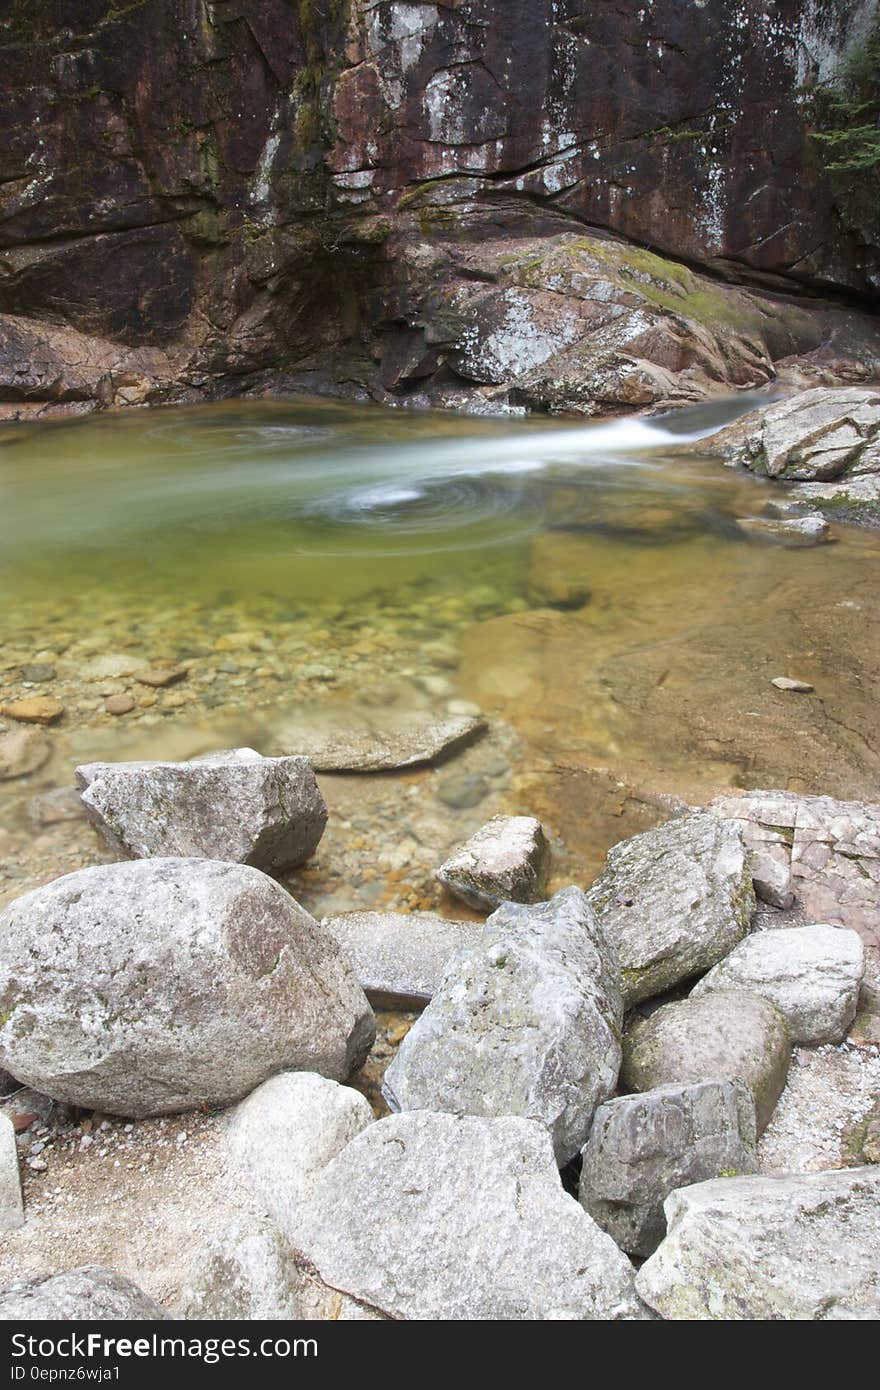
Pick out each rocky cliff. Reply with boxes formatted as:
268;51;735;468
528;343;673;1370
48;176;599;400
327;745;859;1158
2;0;879;416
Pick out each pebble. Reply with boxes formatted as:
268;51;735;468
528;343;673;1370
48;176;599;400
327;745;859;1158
134;667;187;688
20;665;56;683
0;697;65;726
771;677;814;693
104;694;136;716
436;772;490;809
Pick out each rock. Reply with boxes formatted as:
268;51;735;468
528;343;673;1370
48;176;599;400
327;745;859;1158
273;713;487;772
0;728;50;781
104;694;136;716
134;666;187;687
527;533;593;610
323;911;485;1008
708;790;880;950
0;859;374;1116
636;1167;880;1320
735;515;830;546
80;654;143;681
730;389;880;481
0;1113;24;1233
435;815;551;910
579;1079;756;1257
0;697;64;726
27;787;86;826
0;1266;168;1320
622;990;791;1134
771;675;814;692
225;1072;374;1236
435;771;490;809
689;924;865;1044
586;812;755;1006
287;1111;647;1320
383;886;622;1163
76;748;327;872
20;664;56;683
181;1218;383;1320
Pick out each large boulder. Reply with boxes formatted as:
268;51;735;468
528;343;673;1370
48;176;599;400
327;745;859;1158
690;924;865;1044
579;1079;757;1257
636;1168;880;1320
323;910;485;1009
286;1112;647;1320
382;887;622;1163
586;812;755;1006
0;860;375;1116
434;815;551;911
725;389;880;481
76;748;327;872
0;1113;23;1233
0;1267;168;1320
622;990;791;1134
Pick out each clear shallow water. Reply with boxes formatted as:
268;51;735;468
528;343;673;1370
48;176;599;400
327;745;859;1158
1;393;879;813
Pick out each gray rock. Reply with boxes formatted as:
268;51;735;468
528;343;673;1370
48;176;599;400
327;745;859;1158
225;1072;374;1236
709;789;880;949
689;924;864;1044
288;1111;647;1320
179;1217;381;1321
435;815;551;910
382;886;622;1163
771;675;814;692
734;388;880;481
622;990;790;1134
0;1266;168;1320
323;911;485;1008
0;727;50;781
735;514;830;546
435;771;490;809
0;1112;23;1232
0;859;374;1116
636;1167;880;1320
587;812;755;1007
272;713;486;771
76;747;327;872
579;1080;757;1257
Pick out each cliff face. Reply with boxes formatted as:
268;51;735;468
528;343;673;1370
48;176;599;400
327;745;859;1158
1;1;878;416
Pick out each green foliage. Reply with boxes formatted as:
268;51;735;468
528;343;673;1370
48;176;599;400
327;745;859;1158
810;12;880;173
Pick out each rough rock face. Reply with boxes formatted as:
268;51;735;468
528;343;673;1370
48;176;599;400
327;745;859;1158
579;1080;757;1257
690;924;865;1044
76;748;327;872
622;990;791;1134
435;815;551;911
323;910;485;1009
636;1168;880;1320
709;790;880;955
382;886;622;1163
0;1267;167;1321
2;3;878;417
286;1112;647;1320
0;860;375;1115
0;1113;23;1233
271;712;486;771
586;812;755;1006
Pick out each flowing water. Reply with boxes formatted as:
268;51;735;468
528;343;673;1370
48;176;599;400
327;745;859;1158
1;394;879;904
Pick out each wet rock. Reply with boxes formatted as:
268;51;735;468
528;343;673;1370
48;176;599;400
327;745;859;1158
708;790;880;950
20;664;56;683
77;748;327;872
0;860;374;1116
579;1080;757;1257
586;812;755;1006
0;728;50;781
735;515;830;546
0;697;64;726
527;532;593;610
435;815;551;910
0;1267;168;1320
383;886;622;1163
323;911;485;1008
435;771;490;809
273;713;486;772
104;694;136;716
689;924;864;1044
225;1072;374;1236
636;1168;880;1320
80;654;143;681
622;990;791;1134
771;676;814;692
134;666;187;688
731;389;880;481
288;1112;647;1320
0;1113;24;1233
